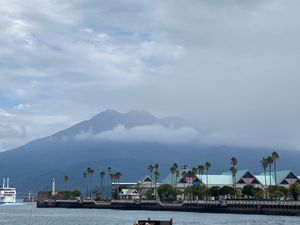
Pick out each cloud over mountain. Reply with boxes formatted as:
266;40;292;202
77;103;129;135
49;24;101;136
76;124;199;144
0;1;300;150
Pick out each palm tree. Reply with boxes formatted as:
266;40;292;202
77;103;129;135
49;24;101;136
267;156;273;186
260;157;268;199
197;165;205;183
181;171;187;200
192;167;197;176
204;161;211;187
154;163;159;200
230;157;238;190
83;172;87;198
170;165;175;186
115;172;122;194
154;171;160;199
147;164;154;188
204;161;211;200
64;175;69;191
90;169;94;199
172;163;178;186
175;170;180;188
86;167;91;198
229;166;238;190
110;173;116;199
99;171;105;199
272;151;279;185
107;166;112;199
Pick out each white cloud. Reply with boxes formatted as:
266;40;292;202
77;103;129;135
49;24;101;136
14;104;31;110
0;0;300;151
75;124;199;144
0;108;14;117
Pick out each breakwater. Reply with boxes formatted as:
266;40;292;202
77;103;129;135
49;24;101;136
37;199;300;216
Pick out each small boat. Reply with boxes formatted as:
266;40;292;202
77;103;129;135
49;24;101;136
0;177;16;204
134;218;173;225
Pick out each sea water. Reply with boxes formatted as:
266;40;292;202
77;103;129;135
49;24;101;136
0;202;300;225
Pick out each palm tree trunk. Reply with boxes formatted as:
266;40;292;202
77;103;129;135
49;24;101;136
269;165;272;186
274;160;277;185
264;168;267;199
206;170;208;200
107;176;109;200
90;176;93;199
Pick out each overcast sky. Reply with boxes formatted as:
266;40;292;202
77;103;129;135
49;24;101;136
0;0;300;151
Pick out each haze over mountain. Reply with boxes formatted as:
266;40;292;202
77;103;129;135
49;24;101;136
0;109;300;195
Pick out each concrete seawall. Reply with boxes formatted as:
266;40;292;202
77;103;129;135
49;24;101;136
37;199;300;216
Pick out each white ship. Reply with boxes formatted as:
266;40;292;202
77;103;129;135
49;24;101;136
0;177;16;203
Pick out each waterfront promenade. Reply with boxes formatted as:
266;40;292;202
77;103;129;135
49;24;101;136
37;199;300;216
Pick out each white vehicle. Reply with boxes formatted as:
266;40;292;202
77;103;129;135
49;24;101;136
0;177;16;204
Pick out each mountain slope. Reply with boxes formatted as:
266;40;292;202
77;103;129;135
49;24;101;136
0;110;299;195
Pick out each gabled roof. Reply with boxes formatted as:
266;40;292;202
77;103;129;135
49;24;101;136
276;170;295;184
221;169;261;185
276;170;299;185
142;176;153;183
257;170;299;185
119;189;139;195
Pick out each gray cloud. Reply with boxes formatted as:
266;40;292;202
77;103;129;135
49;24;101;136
0;0;300;150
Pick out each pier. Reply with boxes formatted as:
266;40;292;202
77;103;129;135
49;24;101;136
37;197;300;216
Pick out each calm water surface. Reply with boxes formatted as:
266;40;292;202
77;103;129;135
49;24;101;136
1;202;300;225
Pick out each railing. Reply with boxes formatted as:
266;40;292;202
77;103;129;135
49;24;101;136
183;199;300;206
41;198;300;207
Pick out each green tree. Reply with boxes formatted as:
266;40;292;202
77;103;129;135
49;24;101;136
209;186;220;199
219;186;235;197
185;186;207;200
253;187;264;200
158;184;178;202
268;185;288;200
144;189;154;200
290;183;300;200
242;185;255;198
71;189;81;198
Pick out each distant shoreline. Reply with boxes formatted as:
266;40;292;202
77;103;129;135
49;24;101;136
37;199;300;216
